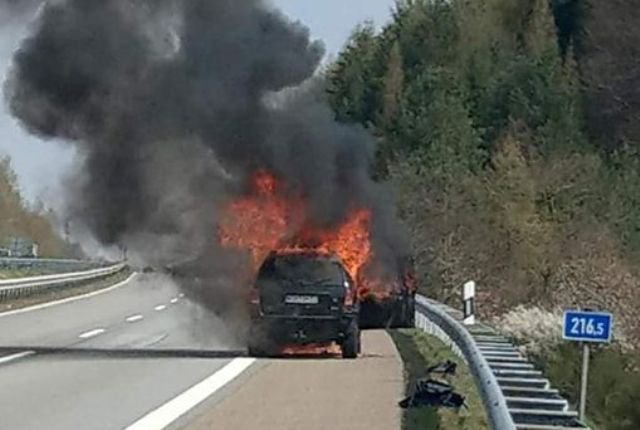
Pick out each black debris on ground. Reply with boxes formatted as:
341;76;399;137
399;360;467;410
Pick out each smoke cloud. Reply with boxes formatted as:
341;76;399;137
0;0;43;25
3;0;408;325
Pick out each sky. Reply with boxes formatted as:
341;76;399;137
0;18;76;208
0;1;395;206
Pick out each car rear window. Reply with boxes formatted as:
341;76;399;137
258;255;344;284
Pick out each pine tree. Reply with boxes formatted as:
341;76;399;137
579;0;640;151
526;0;561;60
327;23;379;125
382;42;404;127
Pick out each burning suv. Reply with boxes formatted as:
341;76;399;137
247;251;361;359
359;256;417;329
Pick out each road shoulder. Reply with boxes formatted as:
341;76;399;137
182;330;403;430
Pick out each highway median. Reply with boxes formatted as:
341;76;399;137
0;265;133;314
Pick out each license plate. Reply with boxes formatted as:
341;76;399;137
285;295;319;305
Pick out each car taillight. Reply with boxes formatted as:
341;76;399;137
249;288;260;305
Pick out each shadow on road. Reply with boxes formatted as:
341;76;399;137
0;346;248;360
0;346;369;361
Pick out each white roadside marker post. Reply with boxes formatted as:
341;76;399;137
462;280;475;326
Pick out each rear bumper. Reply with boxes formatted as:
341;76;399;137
250;314;356;345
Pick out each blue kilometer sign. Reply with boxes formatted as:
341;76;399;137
563;310;613;343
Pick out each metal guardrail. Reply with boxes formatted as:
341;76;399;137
0;257;108;273
0;263;127;301
414;294;517;430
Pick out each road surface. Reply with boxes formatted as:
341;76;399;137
184;330;403;430
0;272;403;430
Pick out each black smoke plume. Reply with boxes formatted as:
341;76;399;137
4;0;408;324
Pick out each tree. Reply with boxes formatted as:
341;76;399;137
579;0;640;151
327;22;380;125
382;42;404;127
0;156;68;257
549;0;582;57
526;0;561;60
0;156;24;241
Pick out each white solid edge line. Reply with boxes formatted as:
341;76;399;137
126;314;144;323
0;351;35;365
154;305;167;311
78;328;106;339
0;273;138;318
124;358;256;430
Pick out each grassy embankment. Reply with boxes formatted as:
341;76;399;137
390;329;489;430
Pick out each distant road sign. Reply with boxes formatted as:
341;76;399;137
563;310;613;343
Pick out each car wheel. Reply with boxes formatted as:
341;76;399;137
390;300;406;329
341;321;360;359
406;298;416;327
398;296;415;328
247;324;273;358
248;336;276;358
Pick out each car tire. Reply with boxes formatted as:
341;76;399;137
406;297;416;327
342;321;360;359
247;323;273;358
248;336;276;358
389;300;405;329
248;344;261;357
401;297;415;328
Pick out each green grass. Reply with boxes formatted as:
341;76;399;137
532;343;640;430
389;329;490;430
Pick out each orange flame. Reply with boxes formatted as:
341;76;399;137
218;170;372;282
280;342;342;357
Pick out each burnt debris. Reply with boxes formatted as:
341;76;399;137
399;360;467;410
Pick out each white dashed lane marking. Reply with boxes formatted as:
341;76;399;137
0;351;34;365
154;305;167;311
170;298;178;304
78;328;106;339
126;314;144;323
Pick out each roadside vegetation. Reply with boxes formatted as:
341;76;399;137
495;305;640;430
537;344;640;430
0;267;52;280
390;329;489;430
0;156;73;258
328;0;640;428
0;266;131;313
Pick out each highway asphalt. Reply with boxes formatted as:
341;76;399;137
0;273;248;430
0;272;404;430
185;330;403;430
